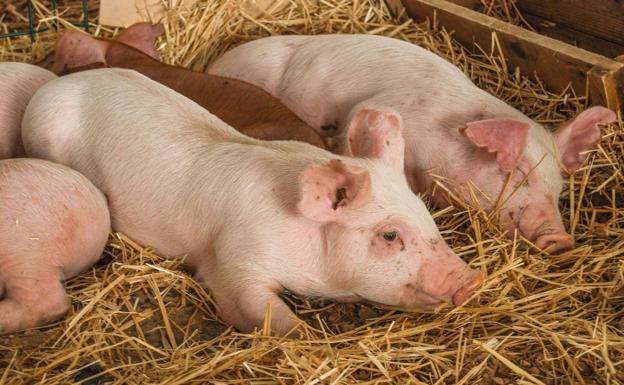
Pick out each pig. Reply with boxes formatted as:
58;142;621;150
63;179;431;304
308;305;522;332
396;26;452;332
0;158;110;334
0;62;57;159
22;68;483;336
42;23;328;149
207;34;618;254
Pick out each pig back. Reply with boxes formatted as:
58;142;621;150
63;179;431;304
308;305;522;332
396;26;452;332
102;43;328;149
21;68;307;259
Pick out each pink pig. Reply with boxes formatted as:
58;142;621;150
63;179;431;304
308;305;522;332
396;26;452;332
23;69;482;336
207;34;618;253
0;62;56;159
0;158;110;334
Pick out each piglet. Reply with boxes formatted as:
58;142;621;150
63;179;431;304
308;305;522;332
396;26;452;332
23;69;482;336
0;62;56;159
0;158;110;334
208;34;618;253
44;24;328;149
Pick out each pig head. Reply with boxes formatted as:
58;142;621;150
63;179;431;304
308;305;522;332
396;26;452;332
343;102;616;253
309;109;483;309
455;107;616;253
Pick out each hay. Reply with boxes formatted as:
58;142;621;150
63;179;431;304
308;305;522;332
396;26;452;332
477;0;535;31
1;1;623;384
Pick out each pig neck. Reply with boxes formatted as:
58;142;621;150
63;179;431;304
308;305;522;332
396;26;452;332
198;139;358;299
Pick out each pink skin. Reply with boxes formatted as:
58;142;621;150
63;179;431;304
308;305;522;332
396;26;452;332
22;69;482;336
0;159;110;334
451;111;615;252
360;218;482;308
207;34;618;254
0;63;57;159
48;23;163;75
43;24;330;150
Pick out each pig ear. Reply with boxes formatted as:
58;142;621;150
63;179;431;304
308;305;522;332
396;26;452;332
460;119;530;172
297;159;371;223
345;107;405;170
51;30;109;75
553;106;616;172
115;23;165;61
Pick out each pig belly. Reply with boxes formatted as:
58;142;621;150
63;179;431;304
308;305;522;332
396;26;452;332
0;159;110;276
0;158;110;334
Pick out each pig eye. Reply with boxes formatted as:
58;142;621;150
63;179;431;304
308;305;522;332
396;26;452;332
382;231;398;241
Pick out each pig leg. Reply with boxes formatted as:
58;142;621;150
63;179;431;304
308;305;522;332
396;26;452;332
0;263;69;334
211;283;300;337
194;263;300;336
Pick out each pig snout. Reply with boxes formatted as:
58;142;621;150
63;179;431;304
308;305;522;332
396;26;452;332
412;251;483;308
532;224;574;253
451;271;484;306
518;207;574;253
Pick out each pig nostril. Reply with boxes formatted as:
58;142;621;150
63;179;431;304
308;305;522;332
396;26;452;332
451;272;483;306
535;234;574;254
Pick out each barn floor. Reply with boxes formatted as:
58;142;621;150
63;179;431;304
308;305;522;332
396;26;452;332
0;1;622;384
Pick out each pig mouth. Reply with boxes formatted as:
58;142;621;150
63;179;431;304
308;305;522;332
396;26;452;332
530;221;559;242
351;289;443;312
333;294;362;303
362;298;442;313
405;284;445;308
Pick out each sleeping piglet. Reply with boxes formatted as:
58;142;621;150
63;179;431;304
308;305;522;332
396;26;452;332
208;34;618;253
43;23;328;149
0;62;56;159
23;69;483;336
0;63;109;334
0;158;110;334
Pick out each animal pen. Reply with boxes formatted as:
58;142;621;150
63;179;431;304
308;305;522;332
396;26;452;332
0;0;622;384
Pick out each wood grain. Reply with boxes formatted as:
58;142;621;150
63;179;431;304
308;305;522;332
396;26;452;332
516;0;624;47
522;13;624;59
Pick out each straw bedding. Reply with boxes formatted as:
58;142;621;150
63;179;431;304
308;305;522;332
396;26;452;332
0;1;622;384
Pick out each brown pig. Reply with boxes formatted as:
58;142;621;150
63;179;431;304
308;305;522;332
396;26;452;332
44;24;329;149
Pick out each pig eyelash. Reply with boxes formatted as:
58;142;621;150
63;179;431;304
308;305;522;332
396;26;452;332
382;231;398;241
380;231;406;251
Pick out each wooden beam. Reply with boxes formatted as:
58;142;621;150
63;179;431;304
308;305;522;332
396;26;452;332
441;0;624;58
522;13;624;59
400;0;624;112
516;0;624;47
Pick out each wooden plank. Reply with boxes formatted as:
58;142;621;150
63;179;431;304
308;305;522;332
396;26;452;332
522;13;624;59
99;0;286;27
443;0;480;8
516;0;624;47
442;0;624;58
100;0;199;27
400;0;624;112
